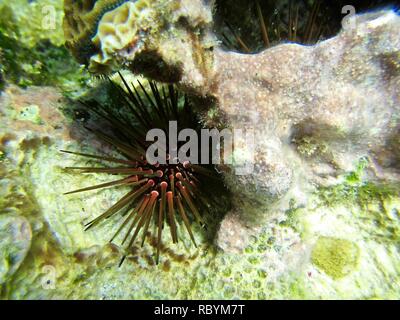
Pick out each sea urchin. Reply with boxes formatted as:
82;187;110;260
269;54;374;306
62;73;223;265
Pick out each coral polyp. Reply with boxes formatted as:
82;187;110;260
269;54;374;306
62;74;222;265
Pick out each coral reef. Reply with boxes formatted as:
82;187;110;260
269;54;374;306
0;88;398;298
0;0;399;300
62;1;400;251
213;10;400;250
63;0;216;93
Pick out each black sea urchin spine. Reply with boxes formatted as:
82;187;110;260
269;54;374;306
62;73;222;265
220;0;342;52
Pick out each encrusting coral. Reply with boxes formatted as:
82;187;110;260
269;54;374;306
63;0;216;92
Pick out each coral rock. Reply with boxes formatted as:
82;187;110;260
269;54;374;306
63;0;216;92
63;4;400;252
214;10;400;250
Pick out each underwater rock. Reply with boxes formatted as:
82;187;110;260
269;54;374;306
63;0;216;93
216;210;261;253
214;10;400;251
0;2;90;93
1;0;65;48
63;6;400;252
0;85;91;254
0;0;399;300
0;215;32;284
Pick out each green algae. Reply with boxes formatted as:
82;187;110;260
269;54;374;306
318;157;399;207
16;105;44;125
0;0;399;300
0;0;64;48
311;237;360;280
316;158;400;245
283;158;400;241
0;2;90;95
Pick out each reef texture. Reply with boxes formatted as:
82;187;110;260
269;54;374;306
0;0;399;299
1;85;399;298
62;1;400;252
214;10;400;251
0;1;90;95
63;0;216;93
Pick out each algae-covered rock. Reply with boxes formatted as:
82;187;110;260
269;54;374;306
213;10;400;251
0;1;90;95
62;1;400;253
0;215;32;284
1;0;64;48
0;0;399;300
311;237;360;280
63;0;216;92
1;79;400;300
